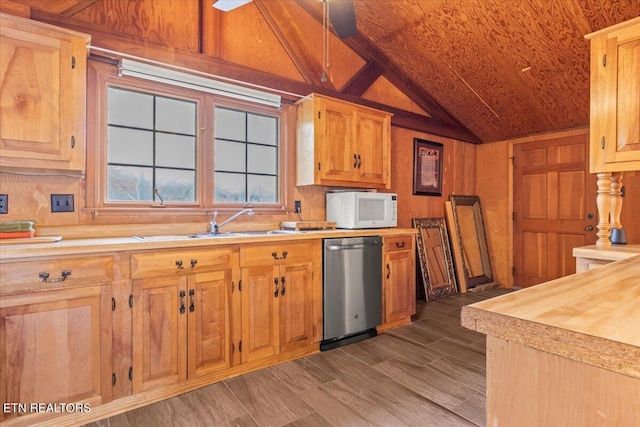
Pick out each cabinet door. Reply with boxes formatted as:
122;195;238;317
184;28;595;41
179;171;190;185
279;262;314;353
240;265;279;363
383;250;415;324
0;285;112;423
0;15;88;171
317;98;358;182
132;276;187;392
604;31;640;166
356;111;391;187
589;20;640;172
187;271;232;378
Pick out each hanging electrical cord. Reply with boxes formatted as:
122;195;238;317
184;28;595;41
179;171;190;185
321;0;331;83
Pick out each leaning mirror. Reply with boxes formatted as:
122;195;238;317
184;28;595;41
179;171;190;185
449;195;493;288
412;217;458;300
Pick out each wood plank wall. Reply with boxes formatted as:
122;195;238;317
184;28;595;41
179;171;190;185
0;0;475;239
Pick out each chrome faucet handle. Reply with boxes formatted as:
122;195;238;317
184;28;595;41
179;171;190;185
210;211;219;234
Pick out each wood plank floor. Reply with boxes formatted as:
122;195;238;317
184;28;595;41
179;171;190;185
85;287;513;427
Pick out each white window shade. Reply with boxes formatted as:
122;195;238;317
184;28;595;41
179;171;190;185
119;59;281;108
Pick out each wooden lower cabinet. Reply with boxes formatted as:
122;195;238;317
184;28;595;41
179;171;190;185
278;262;317;353
240;265;280;362
188;270;233;379
132;268;234;392
131;242;321;393
132;275;187;392
0;284;113;424
240;259;317;363
240;241;321;363
382;235;416;327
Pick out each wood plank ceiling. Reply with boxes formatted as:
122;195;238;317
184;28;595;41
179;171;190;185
8;0;640;143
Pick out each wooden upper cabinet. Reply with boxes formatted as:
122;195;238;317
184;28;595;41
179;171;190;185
296;93;392;189
0;13;89;173
586;17;640;173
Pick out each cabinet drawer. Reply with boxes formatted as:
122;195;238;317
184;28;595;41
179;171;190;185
384;235;413;252
0;256;114;295
131;248;234;279
240;241;317;267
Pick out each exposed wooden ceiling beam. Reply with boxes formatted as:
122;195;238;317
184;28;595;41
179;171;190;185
296;1;472;128
60;0;101;17
341;61;383;97
30;10;481;143
253;0;334;89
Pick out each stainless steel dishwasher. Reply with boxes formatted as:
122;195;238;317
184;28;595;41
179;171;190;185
321;236;382;351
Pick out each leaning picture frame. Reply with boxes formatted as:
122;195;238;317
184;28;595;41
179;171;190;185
413;138;443;196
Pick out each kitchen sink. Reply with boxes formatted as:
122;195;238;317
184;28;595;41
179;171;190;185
131;235;190;242
131;230;304;242
230;230;302;236
186;232;235;238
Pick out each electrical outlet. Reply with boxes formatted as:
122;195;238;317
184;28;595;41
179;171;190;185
0;194;7;214
294;200;301;214
51;194;74;213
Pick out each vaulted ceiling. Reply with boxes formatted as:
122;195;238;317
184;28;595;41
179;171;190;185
6;0;640;143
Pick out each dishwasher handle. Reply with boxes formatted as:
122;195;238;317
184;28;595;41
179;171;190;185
325;244;366;251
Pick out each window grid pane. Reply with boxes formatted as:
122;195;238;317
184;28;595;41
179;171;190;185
214;107;279;204
107;87;197;202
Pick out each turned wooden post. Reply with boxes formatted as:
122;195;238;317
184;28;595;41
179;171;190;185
596;172;612;246
609;172;623;230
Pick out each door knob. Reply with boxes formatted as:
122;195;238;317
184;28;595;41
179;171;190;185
584;225;594;231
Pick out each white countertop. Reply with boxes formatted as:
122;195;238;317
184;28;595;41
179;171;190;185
0;228;417;260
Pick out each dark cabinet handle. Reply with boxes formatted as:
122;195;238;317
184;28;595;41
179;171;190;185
39;270;71;283
274;277;279;297
176;259;198;269
272;251;288;260
353;153;358;167
281;277;286;296
386;263;391;279
395;241;406;248
179;290;186;314
357;154;361;168
189;289;195;312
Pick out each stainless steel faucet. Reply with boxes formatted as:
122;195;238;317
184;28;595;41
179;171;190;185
210;208;254;234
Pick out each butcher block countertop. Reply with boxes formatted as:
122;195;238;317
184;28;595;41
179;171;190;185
573;244;640;261
0;227;416;260
461;255;640;379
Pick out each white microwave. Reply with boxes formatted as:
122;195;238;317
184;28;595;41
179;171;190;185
326;192;397;229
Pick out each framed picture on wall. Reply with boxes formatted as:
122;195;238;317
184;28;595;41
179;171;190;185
413;138;443;196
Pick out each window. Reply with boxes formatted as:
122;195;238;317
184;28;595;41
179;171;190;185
214;107;279;203
88;59;286;212
107;87;197;202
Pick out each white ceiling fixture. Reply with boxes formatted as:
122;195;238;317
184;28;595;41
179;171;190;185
119;59;281;108
212;0;357;40
212;0;252;12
